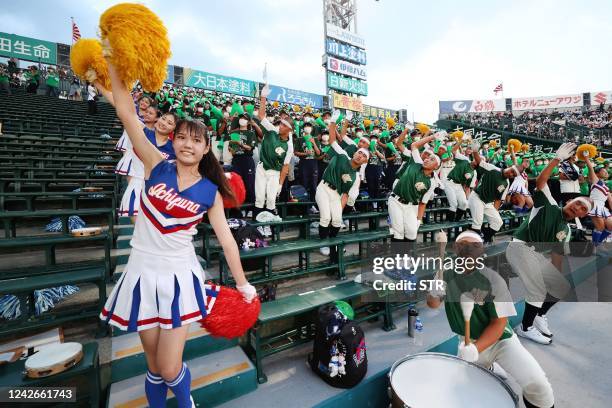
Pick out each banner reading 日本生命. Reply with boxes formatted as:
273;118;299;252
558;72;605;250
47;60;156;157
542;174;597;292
0;32;57;65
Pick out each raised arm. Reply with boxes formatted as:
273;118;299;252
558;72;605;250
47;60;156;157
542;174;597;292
107;62;163;174
536;143;576;190
583;155;598;185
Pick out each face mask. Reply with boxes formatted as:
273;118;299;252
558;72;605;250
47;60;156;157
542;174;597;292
356;131;363;137
253;110;259;117
225;106;231;113
197;107;203;113
303;127;312;134
324;119;331;124
223;111;230;118
304;117;312;123
322;134;330;143
239;118;248;126
372;130;379;135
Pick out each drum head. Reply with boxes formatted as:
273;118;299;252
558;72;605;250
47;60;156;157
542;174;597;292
25;342;82;371
390;353;517;408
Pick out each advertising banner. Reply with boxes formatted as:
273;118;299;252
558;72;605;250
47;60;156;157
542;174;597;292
438;99;506;114
512;94;582;111
183;68;255;96
362;104;397;119
0;32;57;65
165;65;174;84
325;23;366;49
266;84;323;108
327;72;367;96
590;91;612;106
325;38;366;65
332;92;363;112
327;56;367;80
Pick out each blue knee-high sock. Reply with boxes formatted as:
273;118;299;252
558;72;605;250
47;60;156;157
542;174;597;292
592;230;603;245
601;229;611;243
165;363;192;408
145;370;168;408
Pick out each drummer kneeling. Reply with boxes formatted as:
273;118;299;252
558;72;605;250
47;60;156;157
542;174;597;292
427;231;555;408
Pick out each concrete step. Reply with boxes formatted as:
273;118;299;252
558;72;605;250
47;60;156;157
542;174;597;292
114;224;134;236
107;346;257;408
110;323;238;382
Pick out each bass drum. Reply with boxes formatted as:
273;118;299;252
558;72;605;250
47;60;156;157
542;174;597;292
388;352;517;408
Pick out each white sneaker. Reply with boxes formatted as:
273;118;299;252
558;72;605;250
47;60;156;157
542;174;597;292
373;202;378;209
489;362;508;380
534;314;553;337
310;205;319;214
320;246;330;256
516;325;552;345
247;210;253;218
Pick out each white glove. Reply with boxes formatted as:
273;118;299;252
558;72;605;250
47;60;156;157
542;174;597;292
470;139;481;151
555;142;576;161
331;110;342;123
346;110;353;121
236;283;257;303
101;38;113;58
458;342;479;363
84;68;98;83
434;131;448;142
429;270;446;298
261;84;271;98
405;122;414;131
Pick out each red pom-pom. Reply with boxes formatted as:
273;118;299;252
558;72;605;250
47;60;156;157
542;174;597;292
223;172;246;208
200;286;260;338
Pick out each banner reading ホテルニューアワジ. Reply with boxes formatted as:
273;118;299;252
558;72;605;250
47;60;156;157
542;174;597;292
183;68;256;97
0;32;57;65
328;72;367;96
512;93;583;111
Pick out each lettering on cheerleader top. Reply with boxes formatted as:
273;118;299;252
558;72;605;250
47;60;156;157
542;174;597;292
148;183;202;214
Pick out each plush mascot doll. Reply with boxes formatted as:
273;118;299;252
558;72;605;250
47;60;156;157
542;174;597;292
70;39;111;90
99;3;171;92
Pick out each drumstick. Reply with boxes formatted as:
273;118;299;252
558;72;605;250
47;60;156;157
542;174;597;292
460;293;474;346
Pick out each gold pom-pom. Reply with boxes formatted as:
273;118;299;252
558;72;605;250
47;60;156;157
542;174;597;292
99;3;171;92
70;39;111;90
521;143;530;153
304;105;312;113
272;101;280;108
385;117;396;129
450;130;464;141
415;123;430;135
576;144;597;160
363;119;372;128
489;139;498;148
293;105;301;112
507;139;522;153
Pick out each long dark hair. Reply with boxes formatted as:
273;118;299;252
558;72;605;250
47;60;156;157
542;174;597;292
175;119;235;200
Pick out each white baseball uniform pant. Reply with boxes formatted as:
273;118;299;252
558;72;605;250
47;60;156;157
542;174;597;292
254;162;280;211
315;182;343;228
443;179;468;212
468;192;503;231
388;195;419;240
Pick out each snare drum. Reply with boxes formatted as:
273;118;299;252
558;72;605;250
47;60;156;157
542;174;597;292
388;352;517;408
71;227;102;237
24;342;83;378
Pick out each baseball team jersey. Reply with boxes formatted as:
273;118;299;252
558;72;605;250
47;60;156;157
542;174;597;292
260;129;290;171
513;185;570;247
474;163;509;203
322;147;358;195
230;130;257;156
392;162;435;205
442;267;516;341
448;157;474;187
131;160;218;255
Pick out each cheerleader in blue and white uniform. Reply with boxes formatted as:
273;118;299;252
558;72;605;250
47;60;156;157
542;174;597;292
584;155;612;245
506;145;533;213
100;62;256;408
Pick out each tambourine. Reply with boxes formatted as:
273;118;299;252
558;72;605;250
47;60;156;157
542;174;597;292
24;342;83;378
71;227;102;237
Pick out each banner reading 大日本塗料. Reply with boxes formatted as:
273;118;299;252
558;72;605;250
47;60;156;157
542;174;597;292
183;68;256;97
0;32;57;65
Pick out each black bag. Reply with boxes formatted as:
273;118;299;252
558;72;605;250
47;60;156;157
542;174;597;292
227;219;268;271
568;227;594;257
308;304;367;388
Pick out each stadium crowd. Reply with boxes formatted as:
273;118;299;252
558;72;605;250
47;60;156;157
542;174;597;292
449;109;612;148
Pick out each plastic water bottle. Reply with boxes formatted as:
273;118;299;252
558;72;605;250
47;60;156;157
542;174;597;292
413;317;424;346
